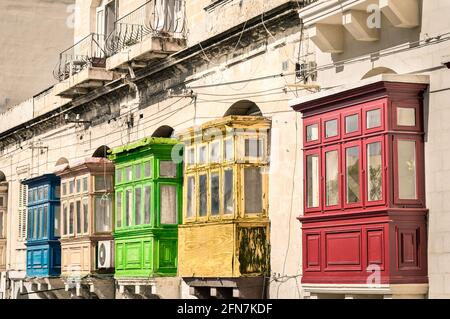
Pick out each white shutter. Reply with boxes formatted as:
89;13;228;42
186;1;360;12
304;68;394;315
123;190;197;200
18;183;28;241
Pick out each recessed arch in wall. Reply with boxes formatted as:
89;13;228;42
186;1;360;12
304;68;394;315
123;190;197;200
224;100;263;117
0;171;5;183
361;67;397;80
152;125;175;138
55;157;69;167
92;145;111;158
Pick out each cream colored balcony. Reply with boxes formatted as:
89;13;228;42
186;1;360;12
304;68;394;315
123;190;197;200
53;33;116;98
105;0;186;71
299;0;420;53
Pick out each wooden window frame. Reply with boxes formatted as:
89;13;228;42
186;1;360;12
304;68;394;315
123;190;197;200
342;108;362;139
222;166;235;220
322;144;342;211
209;168;221;220
392;102;422;132
322;114;341;143
304;148;322;214
393;135;424;206
304;118;321;147
240;164;268;218
363;100;386;134
184;173;197;222
343;140;363;209
363;136;386;207
197;171;209;222
157;182;180;226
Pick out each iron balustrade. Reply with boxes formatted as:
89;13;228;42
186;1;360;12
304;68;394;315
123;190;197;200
105;0;186;55
54;33;107;81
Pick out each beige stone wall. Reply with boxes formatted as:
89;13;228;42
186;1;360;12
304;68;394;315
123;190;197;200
0;0;75;111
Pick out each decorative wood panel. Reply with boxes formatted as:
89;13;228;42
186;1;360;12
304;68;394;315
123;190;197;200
305;234;320;271
325;231;361;270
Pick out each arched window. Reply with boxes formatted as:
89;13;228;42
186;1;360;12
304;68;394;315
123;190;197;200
224;100;262;117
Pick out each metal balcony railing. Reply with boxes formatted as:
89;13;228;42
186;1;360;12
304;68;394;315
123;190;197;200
106;0;186;55
54;33;106;81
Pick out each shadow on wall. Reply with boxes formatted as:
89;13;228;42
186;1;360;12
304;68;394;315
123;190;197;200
152;125;175;138
93;145;111;158
224;100;263;117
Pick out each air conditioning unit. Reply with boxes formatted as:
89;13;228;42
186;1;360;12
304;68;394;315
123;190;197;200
97;240;114;269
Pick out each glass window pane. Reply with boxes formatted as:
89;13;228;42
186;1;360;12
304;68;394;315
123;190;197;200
306;124;319;142
28;189;34;203
37;207;42;238
69;203;74;234
160;161;177;178
38;187;44;201
0;211;4;237
135;187;142;225
397;108;416;126
346;147;360;204
223;169;233;214
398;140;417;199
116;192;122;228
160;185;177;224
69;181;74;194
125;167;132;182
83;198;89;233
244;167;263;214
63;203;67;236
187;176;195;218
367;142;383;202
33;189;38;202
43;186;49;200
367;109;381;129
199;145;208;164
187;148;195;165
325;120;338;138
76;201;81;234
224;139;234;161
55;186;61;199
245;138;264;158
125;190;132;226
95;195;112;232
211;172;220;215
144;186;151;224
42;206;48;238
117;169;123;183
325;150;339;206
54;205;60;237
83;177;88;192
210;141;220;163
62;183;67;196
199;174;207;216
76;179;81;193
135;164;141;180
345;114;359;134
144;162;152;178
95;176;111;191
34;209;38;239
306;154;320;208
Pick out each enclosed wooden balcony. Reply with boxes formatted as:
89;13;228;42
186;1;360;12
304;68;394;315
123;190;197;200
105;0;187;72
53;33;116;98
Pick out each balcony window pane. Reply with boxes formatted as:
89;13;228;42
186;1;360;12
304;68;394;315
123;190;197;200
325;120;338;138
325;150;339;206
224;138;234;161
223;169;233;214
367;142;382;201
116;191;122;228
199;174;207;216
55;186;61;199
117;169;123;183
76;200;81;234
187;176;195;218
398;140;417;199
83;177;88;192
397;108;416;126
33;189;38;203
211;172;220;215
43;186;49;200
125;166;132;182
346;147;360;204
83;198;89;233
186;148;195;165
160;161;177;178
95;195;112;232
244;167;263;214
29;189;34;203
135;187;142;225
306;124;319;142
306;154;320;208
76;179;81;193
95;176;112;191
135;164;141;180
160;185;177;224
210;141;221;163
144;162;152;178
367;109;381;129
36;208;40;238
345;114;359;134
0;211;3;238
54;205;60;237
69;181;74;194
245;138;264;158
198;145;208;164
42;206;48;238
144;186;151;224
38;187;44;201
125;190;132;226
69;203;74;234
63;203;67;236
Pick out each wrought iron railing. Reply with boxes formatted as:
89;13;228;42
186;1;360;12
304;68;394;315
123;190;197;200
106;0;186;55
54;33;106;81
